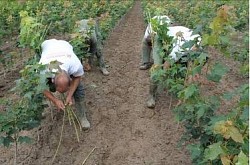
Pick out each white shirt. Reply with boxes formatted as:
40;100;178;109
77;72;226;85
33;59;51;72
39;39;84;77
167;26;201;61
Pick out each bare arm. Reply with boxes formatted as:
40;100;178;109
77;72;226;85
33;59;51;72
65;76;81;105
43;90;65;110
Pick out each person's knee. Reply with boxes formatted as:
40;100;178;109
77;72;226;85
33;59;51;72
73;83;85;102
90;39;97;53
142;38;152;54
142;38;149;46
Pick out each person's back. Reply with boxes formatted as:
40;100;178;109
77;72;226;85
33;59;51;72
167;26;201;61
39;39;83;77
40;39;75;64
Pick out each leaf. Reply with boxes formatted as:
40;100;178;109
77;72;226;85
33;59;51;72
187;144;202;160
197;52;208;64
48;60;63;72
202;34;218;46
24;92;32;99
213;120;230;139
0;136;14;147
18;136;32;144
228;126;244;143
207;63;229;82
220;36;230;45
192;65;202;75
236;151;248;165
1;124;14;133
221;155;231;165
242;139;249;157
240;107;249;121
213;120;244;143
183;84;198;100
24;120;40;130
196;106;206;119
204;142;224;161
210;17;223;33
192;25;203;35
182;40;195;49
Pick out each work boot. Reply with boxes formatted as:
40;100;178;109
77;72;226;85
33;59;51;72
147;95;155;108
100;67;109;76
75;100;90;130
146;81;157;108
80;116;90;129
139;63;152;70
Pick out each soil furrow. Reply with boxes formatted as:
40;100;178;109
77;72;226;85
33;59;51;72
0;1;191;165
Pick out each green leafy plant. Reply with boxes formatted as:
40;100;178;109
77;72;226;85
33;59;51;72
0;63;51;164
69;20;93;61
0;1;135;164
18;10;50;59
142;1;249;164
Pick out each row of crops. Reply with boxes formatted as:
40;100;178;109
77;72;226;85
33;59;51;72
142;0;249;70
141;0;248;164
0;0;133;41
0;0;134;164
0;0;133;69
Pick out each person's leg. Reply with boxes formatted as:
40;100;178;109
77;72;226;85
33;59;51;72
152;35;163;66
73;82;90;129
140;37;152;70
90;29;109;75
89;34;97;68
146;79;158;108
94;24;109;76
147;35;163;108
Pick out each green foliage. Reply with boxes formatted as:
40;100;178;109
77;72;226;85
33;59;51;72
1;0;134;63
178;84;199;100
142;1;249;164
0;1;24;43
236;151;248;165
18;10;49;57
204;142;224;161
69;23;91;60
0;1;134;162
69;34;90;60
207;63;229;82
141;0;248;66
0;63;51;147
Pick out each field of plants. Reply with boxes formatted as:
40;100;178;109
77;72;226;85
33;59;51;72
0;0;135;164
0;0;249;165
141;0;249;164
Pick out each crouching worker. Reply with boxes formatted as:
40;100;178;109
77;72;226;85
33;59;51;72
141;16;201;108
77;19;109;76
39;39;90;129
139;15;171;70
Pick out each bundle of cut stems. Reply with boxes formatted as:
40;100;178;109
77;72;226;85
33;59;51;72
51;94;82;164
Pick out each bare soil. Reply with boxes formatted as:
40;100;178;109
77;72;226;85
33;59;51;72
0;1;247;165
0;2;191;165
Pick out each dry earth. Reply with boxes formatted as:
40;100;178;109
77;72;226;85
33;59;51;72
1;1;248;165
0;1;191;165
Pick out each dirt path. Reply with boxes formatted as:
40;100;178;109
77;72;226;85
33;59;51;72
1;1;191;165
